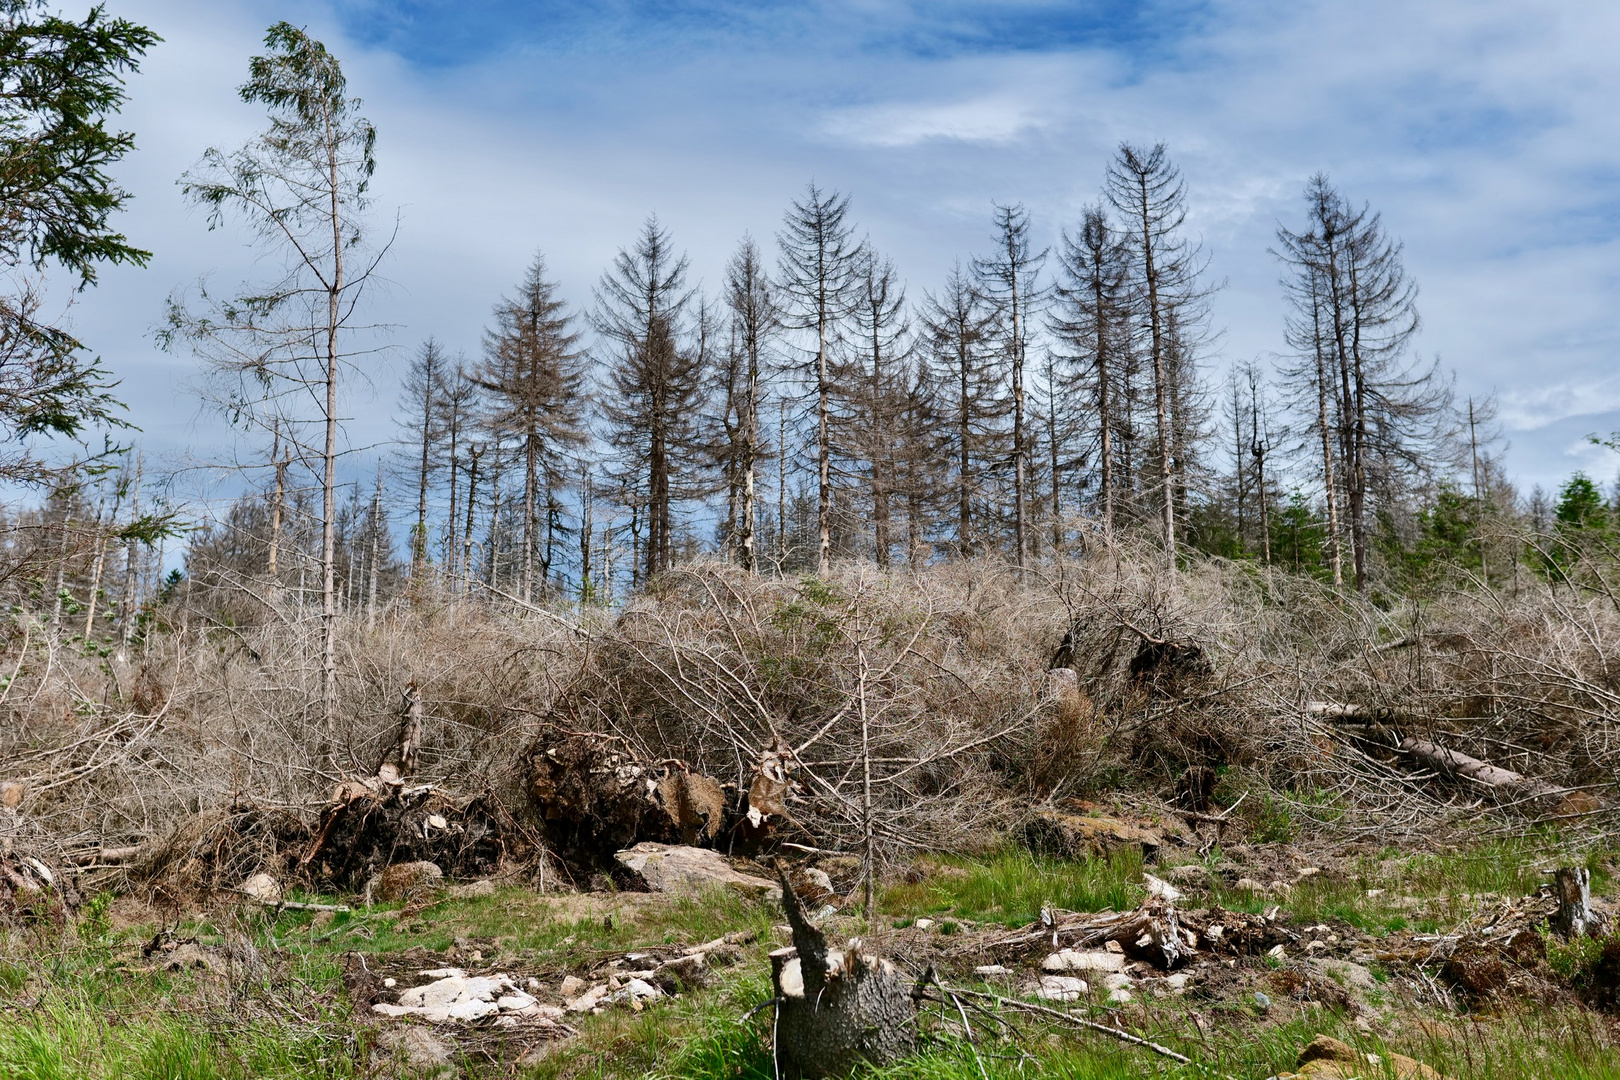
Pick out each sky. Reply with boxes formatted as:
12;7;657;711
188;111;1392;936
43;0;1620;513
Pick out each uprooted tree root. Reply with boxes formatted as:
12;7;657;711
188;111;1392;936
302;785;520;894
136;788;529;900
522;726;733;878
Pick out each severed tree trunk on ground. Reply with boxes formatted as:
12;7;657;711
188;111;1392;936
770;869;916;1078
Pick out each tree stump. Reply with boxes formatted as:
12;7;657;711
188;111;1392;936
770;869;916;1078
1554;867;1598;938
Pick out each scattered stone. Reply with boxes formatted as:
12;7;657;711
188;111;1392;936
238;872;282;904
1254;991;1272;1011
975;964;1010;977
1163;972;1192;992
1143;873;1183;902
1101;973;1132;991
801;867;835;894
1035;975;1088;1002
1276;1034;1450;1079
1235;877;1265;892
376;861;444;902
613;843;780;900
1025;810;1163;861
1296;867;1322;882
1042;949;1126;974
914;918;935;930
383;977;397;989
559;975;585;998
1268;944;1288;960
448;879;497;900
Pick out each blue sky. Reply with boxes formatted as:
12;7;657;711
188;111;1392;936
53;0;1620;513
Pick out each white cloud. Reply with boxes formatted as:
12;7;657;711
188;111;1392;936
819;95;1045;147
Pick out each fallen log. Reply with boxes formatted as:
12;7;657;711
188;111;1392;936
1309;701;1561;799
770;867;916;1077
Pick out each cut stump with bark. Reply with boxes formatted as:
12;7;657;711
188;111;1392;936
1555;867;1600;939
769;868;916;1077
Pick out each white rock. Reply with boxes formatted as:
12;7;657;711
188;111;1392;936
383;977;397;988
399;977;468;1009
803;868;835;893
1042;949;1126;974
447;999;499;1021
974;964;1010;976
622;978;661;1000
419;967;466;979
1035;975;1088;1002
566;986;607;1013
238;872;282;904
1143;873;1183;903
497;992;538;1012
1267;944;1287;960
613;842;780;900
1107;988;1133;1004
371;1002;413;1017
914;918;935;930
1164;973;1192;991
559;975;585;998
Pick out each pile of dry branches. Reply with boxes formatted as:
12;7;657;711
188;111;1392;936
3;538;1618;904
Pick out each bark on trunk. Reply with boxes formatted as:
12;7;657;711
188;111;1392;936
770;869;916;1078
1555;867;1598;939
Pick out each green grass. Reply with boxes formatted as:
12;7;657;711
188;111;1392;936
881;848;1145;925
10;840;1620;1080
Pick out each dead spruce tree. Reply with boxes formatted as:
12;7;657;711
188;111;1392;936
1052;205;1131;533
595;216;704;583
974;203;1046;567
167;23;384;750
921;263;1003;558
1105;143;1210;567
718;235;778;571
394;338;445;580
1274;173;1444;592
477;252;587;600
779;183;863;576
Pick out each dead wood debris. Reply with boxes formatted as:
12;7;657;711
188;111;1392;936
522;726;742;877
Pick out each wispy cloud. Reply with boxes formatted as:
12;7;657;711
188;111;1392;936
819;96;1045;147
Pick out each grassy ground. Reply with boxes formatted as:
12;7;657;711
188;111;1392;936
4;839;1620;1079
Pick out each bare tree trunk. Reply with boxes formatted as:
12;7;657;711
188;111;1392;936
778;399;789;570
957;340;972;556
579;468;594;600
1313;290;1344;589
462;446;480;591
1010;270;1027;568
48;505;71;640
269;445;286;599
321;138;345;755
1251;379;1272;567
740;339;759;572
858;636;876;914
366;467;382;629
82;487;112;639
117;456;143;657
522;430;536;602
817;313;832;576
413;356;435;579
